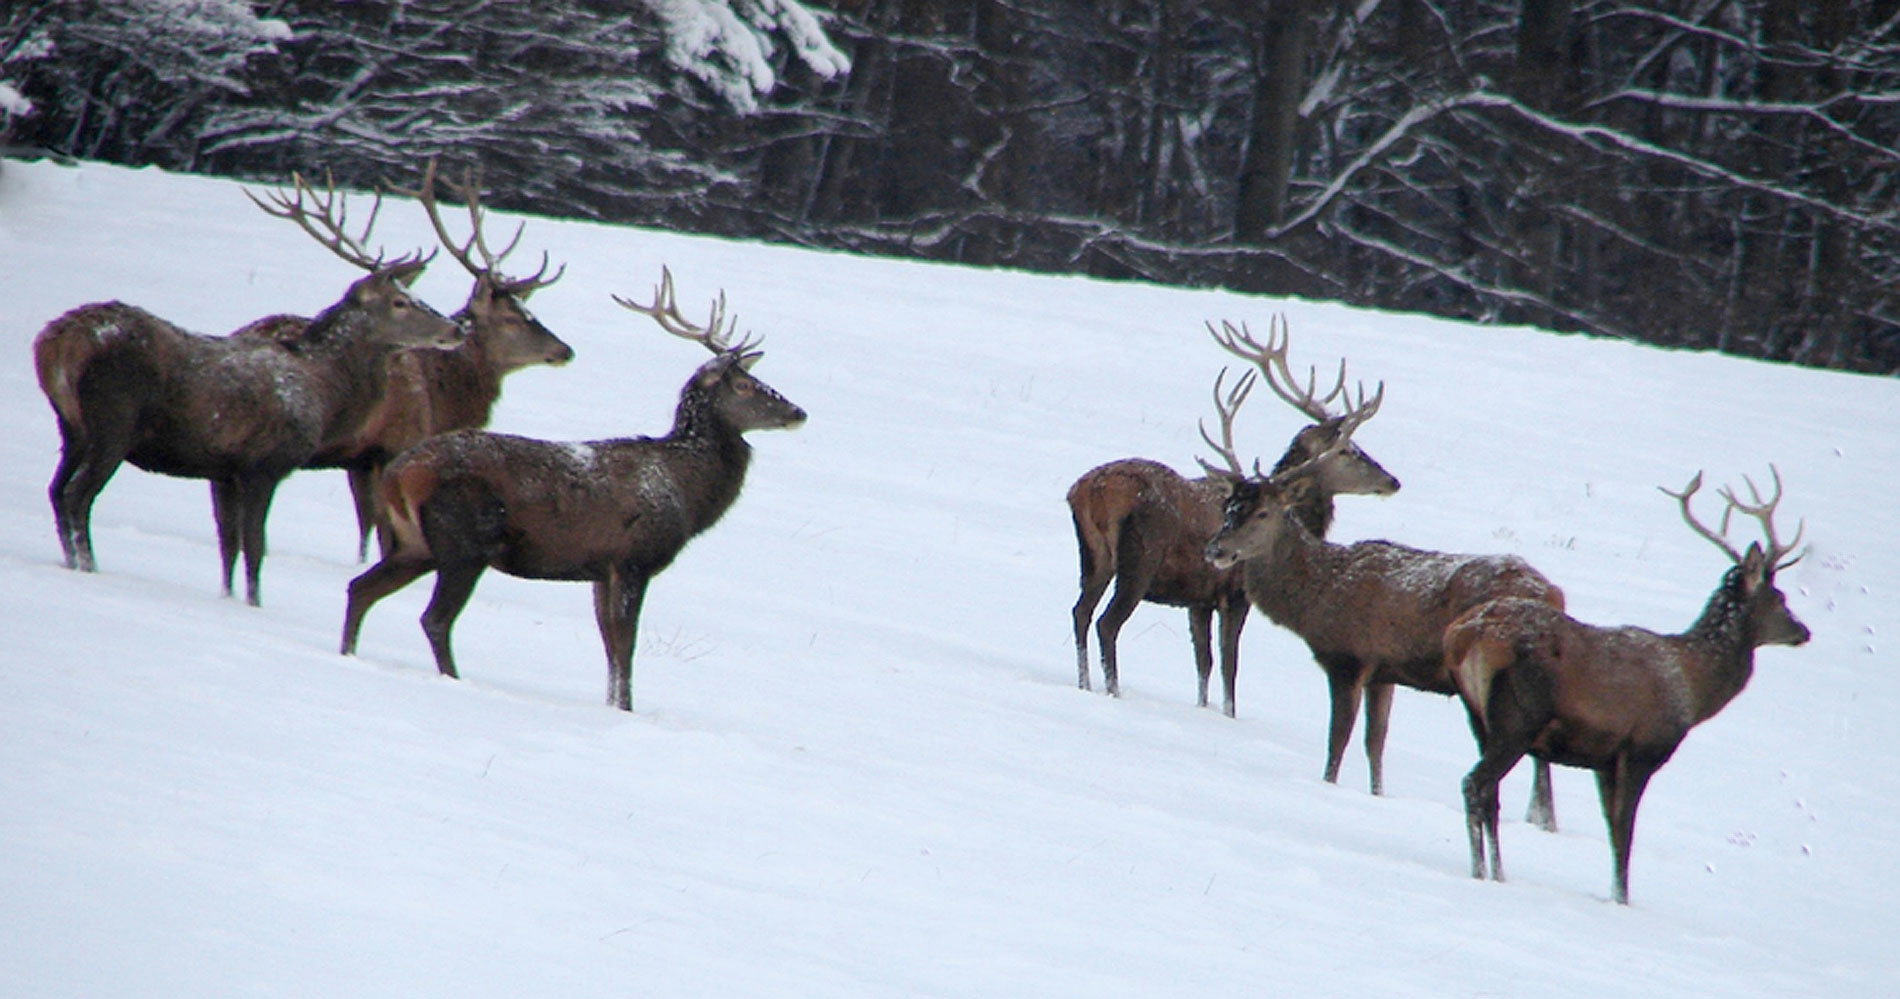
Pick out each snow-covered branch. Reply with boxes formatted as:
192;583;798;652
646;0;850;112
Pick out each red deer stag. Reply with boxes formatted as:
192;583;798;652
1068;317;1400;717
34;173;459;605
1449;467;1809;904
235;162;575;561
339;268;806;710
343;161;574;559
1203;422;1564;821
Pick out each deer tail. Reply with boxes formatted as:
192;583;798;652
1447;616;1518;733
33;320;106;431
379;461;439;557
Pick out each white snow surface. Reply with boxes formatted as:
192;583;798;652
2;160;1895;997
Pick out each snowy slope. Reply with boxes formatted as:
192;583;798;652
1;159;1895;998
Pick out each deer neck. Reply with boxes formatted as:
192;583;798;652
429;335;504;414
1293;492;1335;538
1239;512;1334;625
1676;568;1760;723
658;387;754;531
295;304;403;440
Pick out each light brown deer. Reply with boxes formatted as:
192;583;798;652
1069;317;1400;717
34;173;460;605
1449;467;1809;904
1203;429;1564;819
236;162;575;561
340;268;806;711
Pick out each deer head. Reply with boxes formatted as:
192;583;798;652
1660;466;1811;648
1200;322;1389;569
1205;316;1398;498
614;267;806;432
394;160;574;371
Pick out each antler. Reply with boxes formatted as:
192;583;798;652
612;266;761;356
1207;315;1346;422
1204;313;1384;484
393;159;565;298
1264;380;1385;489
1196;367;1261;479
1660;465;1806;569
245;171;426;274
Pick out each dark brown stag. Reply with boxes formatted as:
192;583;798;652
34;173;459;605
1203;416;1564;821
1068;317;1400;717
340;268;806;710
236;162;575;561
1449;467;1809;904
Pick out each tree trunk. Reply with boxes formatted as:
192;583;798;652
1235;0;1310;242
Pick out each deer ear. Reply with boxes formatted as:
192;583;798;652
388;258;428;288
692;353;737;386
1740;542;1769;591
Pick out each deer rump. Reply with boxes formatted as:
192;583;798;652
1070;459;1237;607
381;429;734;582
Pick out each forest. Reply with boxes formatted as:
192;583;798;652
6;0;1898;373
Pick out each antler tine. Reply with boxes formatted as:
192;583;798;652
1334;380;1385;438
612;266;762;356
1266;378;1384;490
1207;315;1344;422
1196;367;1261;479
246;170;396;273
446;164;527;272
394;160;566;297
394;158;484;281
497;250;567;299
1659;471;1746;564
1718;464;1807;569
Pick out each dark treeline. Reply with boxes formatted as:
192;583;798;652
8;1;1900;373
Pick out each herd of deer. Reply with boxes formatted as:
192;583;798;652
1068;317;1810;905
30;168;1808;907
32;163;805;715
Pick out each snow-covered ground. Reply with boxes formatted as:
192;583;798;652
2;159;1894;997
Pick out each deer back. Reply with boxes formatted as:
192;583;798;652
1215;476;1560;684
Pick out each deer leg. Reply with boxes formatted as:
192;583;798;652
210;479;242;599
1095;535;1156;700
1216;596;1247;719
1320;659;1369;785
1072;568;1111;693
348;464;379;564
47;419;89;569
233;474;283;607
1598;755;1658;905
57;432;129;575
1462;732;1529;884
407;479;509;679
417;561;486;680
1526;759;1558;833
341;556;434;655
596;567;651;712
1363;681;1395;796
1189;605;1214;709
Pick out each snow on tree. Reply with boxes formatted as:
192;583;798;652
646;0;850;112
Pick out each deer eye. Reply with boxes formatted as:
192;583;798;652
392;297;411;311
734;380;756;396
